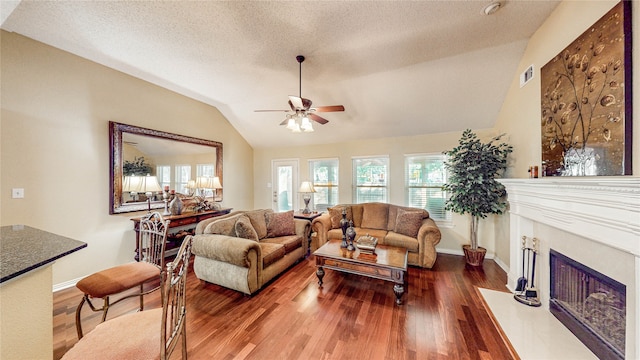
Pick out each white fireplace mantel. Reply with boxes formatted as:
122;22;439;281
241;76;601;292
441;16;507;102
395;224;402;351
500;177;640;256
499;177;640;359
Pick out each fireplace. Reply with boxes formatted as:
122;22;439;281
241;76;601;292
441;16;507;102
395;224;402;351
500;178;640;359
550;249;626;360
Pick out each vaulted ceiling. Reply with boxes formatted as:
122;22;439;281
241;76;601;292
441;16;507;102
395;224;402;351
1;1;559;149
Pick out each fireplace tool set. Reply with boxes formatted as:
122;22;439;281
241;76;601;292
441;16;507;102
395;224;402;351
514;236;541;307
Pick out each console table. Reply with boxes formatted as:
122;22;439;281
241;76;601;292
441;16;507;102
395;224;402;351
131;208;231;260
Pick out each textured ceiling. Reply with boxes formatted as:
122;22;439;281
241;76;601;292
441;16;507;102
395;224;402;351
1;0;559;149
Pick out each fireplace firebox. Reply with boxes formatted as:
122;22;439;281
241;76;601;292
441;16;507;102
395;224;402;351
550;249;626;360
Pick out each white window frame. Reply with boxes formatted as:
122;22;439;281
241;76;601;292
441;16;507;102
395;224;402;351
156;165;171;190
174;164;191;195
352;155;389;204
404;153;452;226
309;158;339;211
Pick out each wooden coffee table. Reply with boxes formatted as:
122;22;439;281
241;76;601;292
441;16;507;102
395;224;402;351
313;239;408;305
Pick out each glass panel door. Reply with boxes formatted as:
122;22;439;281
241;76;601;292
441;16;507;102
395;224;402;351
272;159;299;212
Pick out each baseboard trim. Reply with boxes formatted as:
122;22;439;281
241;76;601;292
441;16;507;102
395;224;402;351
437;247;508;269
53;277;82;292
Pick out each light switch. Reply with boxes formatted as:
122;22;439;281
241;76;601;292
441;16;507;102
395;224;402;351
12;188;24;199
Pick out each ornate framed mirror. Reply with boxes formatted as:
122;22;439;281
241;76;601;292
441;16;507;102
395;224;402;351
109;121;223;214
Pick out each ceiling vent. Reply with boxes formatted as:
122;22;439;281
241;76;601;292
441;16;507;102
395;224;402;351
520;64;534;88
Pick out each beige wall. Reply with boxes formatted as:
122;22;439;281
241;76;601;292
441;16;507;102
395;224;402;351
493;0;640;266
0;31;254;287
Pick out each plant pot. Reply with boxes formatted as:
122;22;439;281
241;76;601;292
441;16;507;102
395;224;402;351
462;245;486;266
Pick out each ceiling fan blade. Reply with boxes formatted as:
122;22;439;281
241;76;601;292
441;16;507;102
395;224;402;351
255;109;289;112
309;113;329;125
312;105;345;112
279;119;289;125
289;96;304;109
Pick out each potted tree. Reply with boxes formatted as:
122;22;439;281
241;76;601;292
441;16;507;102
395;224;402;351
443;129;513;266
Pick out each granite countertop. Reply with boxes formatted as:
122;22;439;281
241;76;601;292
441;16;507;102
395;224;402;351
0;225;87;283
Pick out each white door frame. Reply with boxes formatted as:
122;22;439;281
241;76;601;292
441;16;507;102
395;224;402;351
271;159;299;212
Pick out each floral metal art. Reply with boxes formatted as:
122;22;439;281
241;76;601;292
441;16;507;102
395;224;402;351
540;1;632;176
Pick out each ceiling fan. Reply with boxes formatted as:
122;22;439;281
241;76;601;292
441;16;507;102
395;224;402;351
255;55;345;132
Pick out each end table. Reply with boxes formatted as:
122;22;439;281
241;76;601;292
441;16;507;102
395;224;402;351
294;211;322;256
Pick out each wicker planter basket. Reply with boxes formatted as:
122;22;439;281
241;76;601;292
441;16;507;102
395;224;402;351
462;245;486;266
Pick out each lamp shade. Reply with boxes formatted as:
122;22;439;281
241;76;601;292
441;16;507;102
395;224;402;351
195;176;209;189
186;180;196;190
139;175;162;193
211;176;222;189
122;176;142;192
298;181;316;193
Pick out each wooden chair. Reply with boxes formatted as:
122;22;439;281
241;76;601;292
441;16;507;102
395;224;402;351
62;235;192;360
74;212;170;339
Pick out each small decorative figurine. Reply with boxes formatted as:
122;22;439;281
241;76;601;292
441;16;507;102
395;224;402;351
346;220;356;251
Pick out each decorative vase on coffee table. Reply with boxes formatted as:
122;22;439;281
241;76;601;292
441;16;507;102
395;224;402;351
339;208;349;248
346;221;356;251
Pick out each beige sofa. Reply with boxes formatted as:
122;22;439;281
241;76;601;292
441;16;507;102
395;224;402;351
311;203;441;268
192;209;310;295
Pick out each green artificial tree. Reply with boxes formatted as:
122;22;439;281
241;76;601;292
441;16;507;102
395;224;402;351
443;129;513;266
123;156;153;176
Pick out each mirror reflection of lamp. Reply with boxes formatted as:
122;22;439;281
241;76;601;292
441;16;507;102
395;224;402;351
138;175;162;212
195;176;210;198
122;176;142;202
211;176;222;201
298;181;316;214
185;180;196;196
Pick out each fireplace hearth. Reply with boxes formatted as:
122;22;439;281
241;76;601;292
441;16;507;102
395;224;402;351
550;249;625;359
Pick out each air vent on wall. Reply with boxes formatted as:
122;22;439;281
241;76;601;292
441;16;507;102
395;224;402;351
520;64;534;88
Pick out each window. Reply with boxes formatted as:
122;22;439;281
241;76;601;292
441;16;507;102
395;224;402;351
174;165;191;195
156;165;171;190
196;163;215;197
353;156;388;203
309;158;339;211
404;154;451;222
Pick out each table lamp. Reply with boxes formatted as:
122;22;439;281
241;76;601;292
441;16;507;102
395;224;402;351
138;175;162;212
122;175;142;202
211;176;222;201
298;181;316;214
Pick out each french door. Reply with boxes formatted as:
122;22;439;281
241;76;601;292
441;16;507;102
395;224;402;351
271;159;299;212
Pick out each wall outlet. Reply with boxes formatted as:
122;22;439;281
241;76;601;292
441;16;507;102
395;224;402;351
12;188;24;199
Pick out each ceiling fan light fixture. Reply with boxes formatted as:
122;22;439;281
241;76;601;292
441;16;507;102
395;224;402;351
301;117;314;132
292;122;302;133
286;117;297;130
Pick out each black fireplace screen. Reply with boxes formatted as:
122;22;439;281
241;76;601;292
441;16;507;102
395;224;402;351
550;249;626;360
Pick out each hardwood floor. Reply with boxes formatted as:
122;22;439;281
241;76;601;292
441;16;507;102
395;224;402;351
53;254;514;360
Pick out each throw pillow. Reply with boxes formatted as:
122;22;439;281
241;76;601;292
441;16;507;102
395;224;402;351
328;206;352;229
361;203;389;230
235;215;259;241
265;210;296;237
246;209;273;239
203;215;238;236
394;208;423;238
